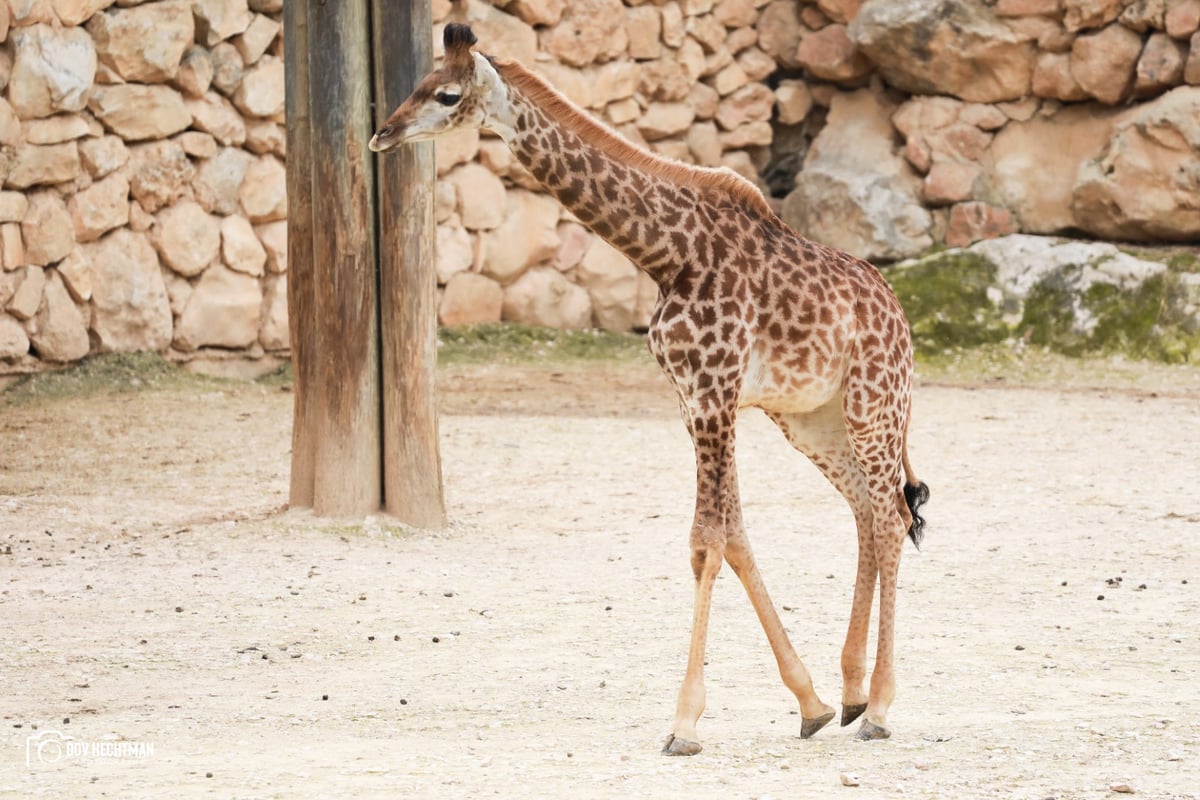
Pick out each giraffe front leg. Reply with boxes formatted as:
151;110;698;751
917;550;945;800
662;525;724;756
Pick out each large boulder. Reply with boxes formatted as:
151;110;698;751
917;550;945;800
29;270;89;362
85;229;172;352
782;90;931;261
849;0;1035;103
1072;86;1200;241
7;25;96;119
983;103;1125;234
174;263;261;350
87;1;194;82
888;235;1199;361
502;267;592;329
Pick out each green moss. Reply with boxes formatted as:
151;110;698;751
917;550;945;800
1016;271;1200;364
436;323;651;365
885;251;1010;353
1;353;226;405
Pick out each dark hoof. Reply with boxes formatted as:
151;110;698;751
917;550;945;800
801;710;836;739
841;703;867;727
661;734;703;756
855;720;891;741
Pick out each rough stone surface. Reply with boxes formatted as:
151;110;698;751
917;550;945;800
0;313;29;359
849;0;1035;103
238;155;286;222
87;1;193;83
7;142;81;189
440;272;504;327
221;213;267;276
89;84;192;141
481;190;561;285
29;269;89;362
576;238;639;331
447;163;507;231
124;140;194;214
795;24;873;82
985;104;1122;233
502;267;592;329
85;229;172;352
8;25;96;119
233;55;283;118
192;0;254;47
945;201;1018;247
23;191;76;266
1072;86;1200;241
186;91;248;146
783;90;931;261
258;273;287;350
7;265;45;320
1070;23;1144;104
79;135;128;179
436;224;474;284
174;263;261;351
193;146;253;216
68;173;130;242
56;247;93;302
151;200;220;277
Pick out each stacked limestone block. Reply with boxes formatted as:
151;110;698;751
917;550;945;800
0;0;286;370
429;0;810;332
432;0;1200;332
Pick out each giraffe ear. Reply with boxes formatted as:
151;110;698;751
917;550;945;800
443;23;478;70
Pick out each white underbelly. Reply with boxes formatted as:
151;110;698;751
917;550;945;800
739;345;846;415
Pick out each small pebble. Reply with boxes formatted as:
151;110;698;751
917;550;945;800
432;636;440;643
367;635;375;641
1110;782;1135;794
1097;594;1105;600
1014;645;1025;651
1061;580;1068;586
393;635;400;641
206;772;213;778
321;694;329;701
175;606;183;613
839;772;860;787
1135;584;1147;591
63;718;69;725
400;699;408;705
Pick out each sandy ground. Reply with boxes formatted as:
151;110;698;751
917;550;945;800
1;362;1199;799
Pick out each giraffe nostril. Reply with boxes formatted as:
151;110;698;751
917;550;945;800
377;125;394;139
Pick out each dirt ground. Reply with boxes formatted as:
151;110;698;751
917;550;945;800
2;359;1199;799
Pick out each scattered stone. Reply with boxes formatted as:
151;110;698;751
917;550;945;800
1109;783;1135;794
839;772;860;787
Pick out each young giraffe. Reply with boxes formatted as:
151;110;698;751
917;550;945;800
370;24;930;754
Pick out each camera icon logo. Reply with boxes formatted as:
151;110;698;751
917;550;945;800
26;730;74;768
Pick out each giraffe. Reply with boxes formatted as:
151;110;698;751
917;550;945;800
370;24;930;755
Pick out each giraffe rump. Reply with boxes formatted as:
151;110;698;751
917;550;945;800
904;481;930;549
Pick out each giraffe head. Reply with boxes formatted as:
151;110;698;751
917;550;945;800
369;24;515;152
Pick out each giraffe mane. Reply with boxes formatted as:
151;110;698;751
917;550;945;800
495;59;777;219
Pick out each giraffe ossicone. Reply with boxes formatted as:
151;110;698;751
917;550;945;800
372;23;930;755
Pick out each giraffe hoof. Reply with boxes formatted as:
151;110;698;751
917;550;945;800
854;720;891;741
841;703;867;727
661;734;703;756
801;710;836;739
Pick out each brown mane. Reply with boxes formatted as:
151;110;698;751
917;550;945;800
495;59;777;219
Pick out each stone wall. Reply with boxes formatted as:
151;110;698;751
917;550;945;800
431;0;1200;333
2;0;1198;372
0;0;285;372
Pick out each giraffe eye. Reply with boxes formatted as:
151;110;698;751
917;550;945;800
435;91;461;107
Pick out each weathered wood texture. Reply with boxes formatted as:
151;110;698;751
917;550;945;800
373;0;445;528
285;0;443;523
282;0;316;509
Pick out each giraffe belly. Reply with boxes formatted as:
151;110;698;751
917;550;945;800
739;345;846;415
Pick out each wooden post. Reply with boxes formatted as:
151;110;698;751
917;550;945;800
284;0;444;524
373;0;446;528
282;0;316;509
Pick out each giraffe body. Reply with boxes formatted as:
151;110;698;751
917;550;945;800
371;24;929;754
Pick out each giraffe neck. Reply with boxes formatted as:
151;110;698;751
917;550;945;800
491;61;768;289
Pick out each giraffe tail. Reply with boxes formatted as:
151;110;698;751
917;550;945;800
902;450;930;549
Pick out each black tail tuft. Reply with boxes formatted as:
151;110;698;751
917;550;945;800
443;23;478;50
904;481;930;549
